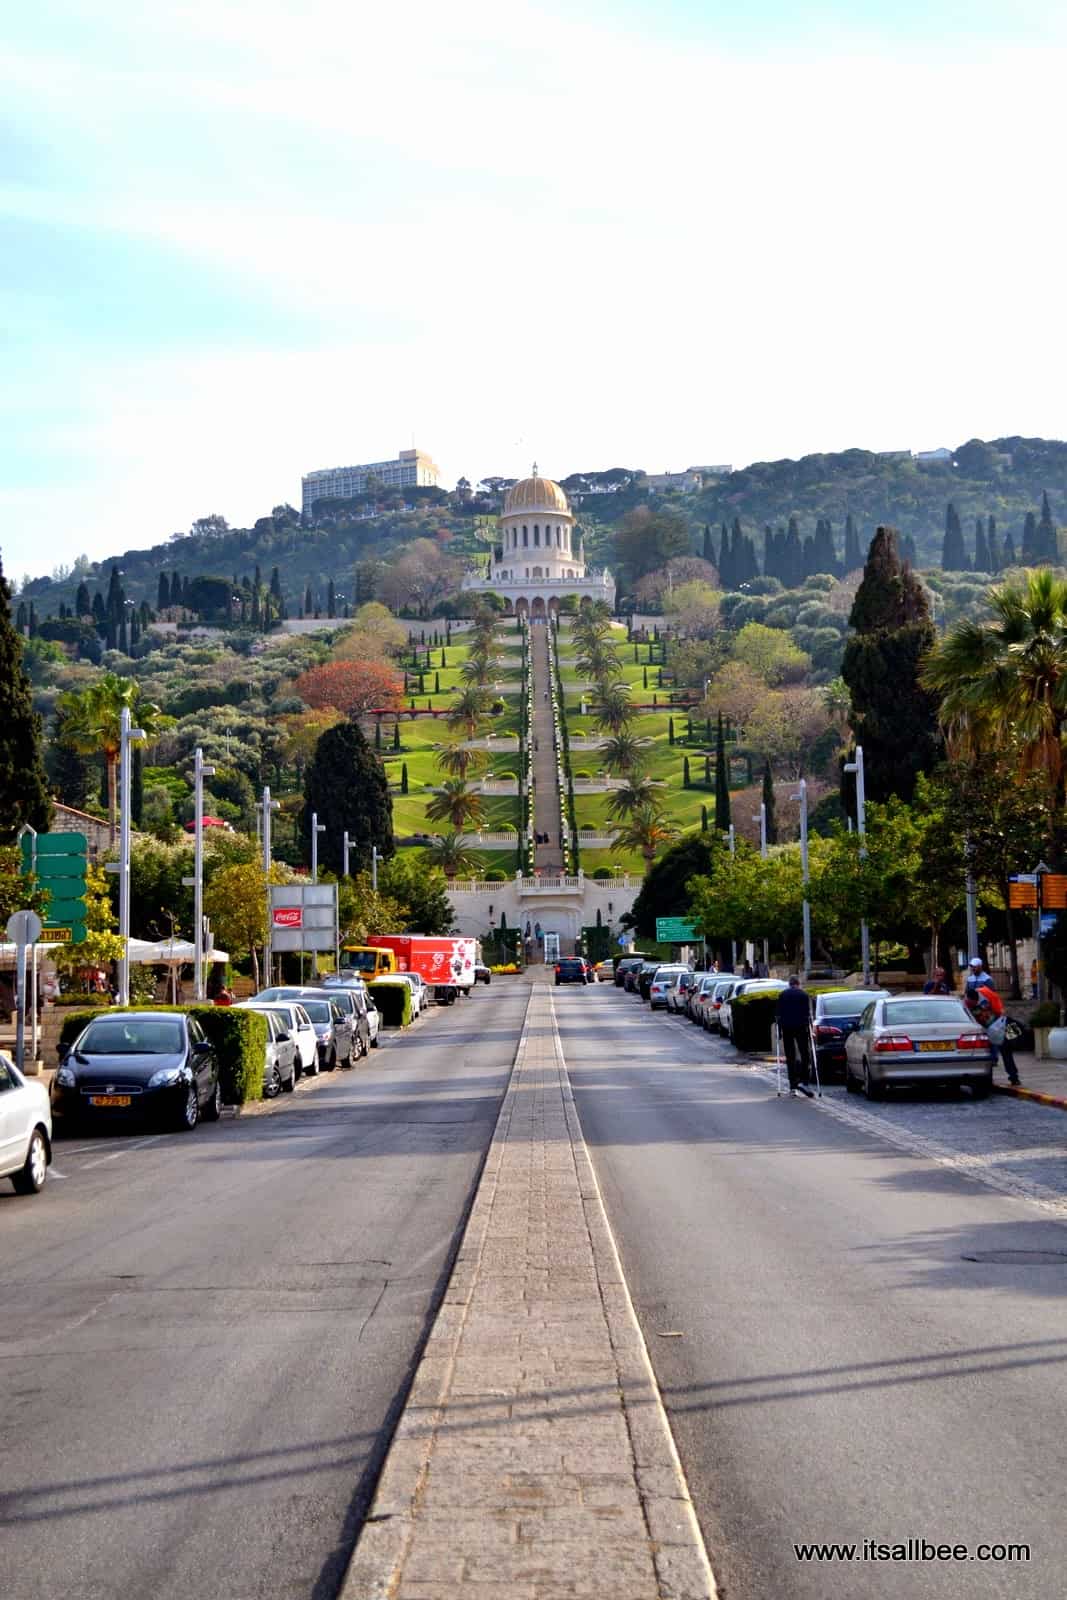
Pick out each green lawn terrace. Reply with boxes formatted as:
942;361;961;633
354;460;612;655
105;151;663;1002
380;712;523;854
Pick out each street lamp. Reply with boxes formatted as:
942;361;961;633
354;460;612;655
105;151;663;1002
723;824;738;971
182;747;215;1001
310;811;325;884
342;830;352;879
751;802;769;973
843;745;871;984
371;844;380;893
261;785;280;985
115;706;146;1005
791;777;811;978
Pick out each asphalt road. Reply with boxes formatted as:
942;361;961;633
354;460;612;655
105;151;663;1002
558;984;1067;1600
0;983;528;1600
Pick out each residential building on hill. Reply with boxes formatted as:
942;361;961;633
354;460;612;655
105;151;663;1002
302;447;441;516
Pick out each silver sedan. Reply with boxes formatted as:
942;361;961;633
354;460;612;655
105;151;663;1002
844;994;994;1099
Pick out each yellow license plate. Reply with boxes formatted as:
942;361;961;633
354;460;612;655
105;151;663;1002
89;1095;132;1107
917;1041;953;1052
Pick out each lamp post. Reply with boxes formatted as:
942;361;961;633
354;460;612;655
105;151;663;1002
751;802;769;973
792;777;811;978
372;844;380;893
310;811;325;884
116;706;146;1005
261;785;280;986
843;745;871;984
182;748;215;1001
1035;860;1050;1003
964;836;980;968
342;830;352;879
724;823;738;971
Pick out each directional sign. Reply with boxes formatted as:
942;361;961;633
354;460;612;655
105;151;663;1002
656;917;700;943
20;831;88;942
43;927;75;944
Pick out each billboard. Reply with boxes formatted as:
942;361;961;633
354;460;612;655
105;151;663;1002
268;883;338;952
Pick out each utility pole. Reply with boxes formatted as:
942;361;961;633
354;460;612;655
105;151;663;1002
310;811;325;884
724;823;738;971
751;802;769;973
964;836;980;966
844;745;871;985
792;777;811;978
342;830;352;879
261;785;280;987
372;844;380;893
182;748;215;1001
114;706;146;1005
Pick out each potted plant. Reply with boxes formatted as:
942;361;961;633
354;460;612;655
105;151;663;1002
1029;1001;1061;1059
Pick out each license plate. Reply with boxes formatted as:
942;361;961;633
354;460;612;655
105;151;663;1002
917;1041;953;1053
89;1095;132;1107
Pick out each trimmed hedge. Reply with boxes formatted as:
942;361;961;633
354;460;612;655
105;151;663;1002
368;980;414;1026
58;1005;268;1105
729;990;783;1053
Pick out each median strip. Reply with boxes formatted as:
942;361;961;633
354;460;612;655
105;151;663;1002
341;980;717;1599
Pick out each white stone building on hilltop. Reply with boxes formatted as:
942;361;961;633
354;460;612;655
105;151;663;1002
462;470;616;617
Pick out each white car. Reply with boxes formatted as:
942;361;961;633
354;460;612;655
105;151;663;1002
648;965;691;1010
718;979;786;1043
364;996;381;1048
237;1001;319;1077
0;1051;52;1195
389;974;424;1017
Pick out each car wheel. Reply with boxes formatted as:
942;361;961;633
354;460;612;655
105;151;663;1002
371;1032;380;1048
844;1061;860;1093
177;1081;201;1129
862;1060;884;1101
305;1051;319;1077
264;1065;282;1099
282;1062;296;1092
12;1127;48;1194
202;1080;222;1121
325;1047;337;1072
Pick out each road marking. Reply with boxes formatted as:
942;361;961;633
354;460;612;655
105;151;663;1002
46;1167;68;1179
78;1135;164;1170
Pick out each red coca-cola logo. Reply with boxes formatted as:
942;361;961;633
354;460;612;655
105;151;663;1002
272;907;303;928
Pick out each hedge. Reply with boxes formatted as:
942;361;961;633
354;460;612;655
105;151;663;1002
729;990;783;1053
368;980;414;1026
58;1005;268;1105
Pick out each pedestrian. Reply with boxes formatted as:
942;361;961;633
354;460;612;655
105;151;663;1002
214;985;234;1007
742;959;754;979
1031;958;1039;1000
965;955;992;991
965;984;1020;1086
776;976;815;1098
923;965;950;994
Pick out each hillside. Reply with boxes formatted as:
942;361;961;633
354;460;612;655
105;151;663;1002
17;436;1067;622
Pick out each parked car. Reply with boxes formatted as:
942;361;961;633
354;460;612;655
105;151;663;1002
594;961;614;982
636;961;664;1001
259;1009;298;1097
236;1000;318;1077
304;985;372;1060
811;989;891;1080
555;957;592;986
666;970;699;1014
0;1051;52;1195
387;973;424;1017
687;973;720;1024
615;957;644;989
53;1012;222;1131
719;979;786;1043
364;994;381;1047
648;965;691;1010
704;977;739;1031
474;963;492;985
844;994;994;1099
256;988;357;1067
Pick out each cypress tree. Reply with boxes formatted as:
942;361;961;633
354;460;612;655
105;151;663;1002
643;666;649;690
435;671;440;693
304;582;314;615
762;760;778;845
130;611;141;647
704;753;712;785
784;517;803;587
717;523;733;588
156;572;169;611
703;524;713;562
668;716;675;745
401;762;409;795
762;525;775;579
701;804;709;831
76;579;92;616
28;602;37;638
1021;511;1038;564
843;513;862;573
374;719;382;750
714;712;731;829
802;534;816;581
106;565;123;623
941;502;967;570
813;518;838;575
301;721;394;876
743;535;759;581
118;617;129;653
16;601;27;632
840;526;942;804
251;587;261;627
1039;491;1058;562
393;721;401;751
1002;531;1017;567
0;554;52;838
327;578;336;618
683;755;691;789
987;515;1000;571
974;516;991;573
172;571;182;606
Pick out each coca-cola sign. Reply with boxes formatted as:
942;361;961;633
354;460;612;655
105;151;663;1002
272;907;303;929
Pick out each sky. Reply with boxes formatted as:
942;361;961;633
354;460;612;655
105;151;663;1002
3;0;1065;582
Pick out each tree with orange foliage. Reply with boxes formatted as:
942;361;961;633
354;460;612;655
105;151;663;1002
292;659;402;717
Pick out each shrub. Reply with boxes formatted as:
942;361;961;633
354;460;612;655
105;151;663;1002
730;989;782;1052
484;869;506;881
53;992;111;1008
1029;1001;1060;1028
592;867;613;879
368;980;413;1025
58;1004;267;1104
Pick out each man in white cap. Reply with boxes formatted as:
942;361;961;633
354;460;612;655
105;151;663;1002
966;955;992;991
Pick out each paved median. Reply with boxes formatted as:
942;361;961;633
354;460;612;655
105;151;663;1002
342;980;716;1599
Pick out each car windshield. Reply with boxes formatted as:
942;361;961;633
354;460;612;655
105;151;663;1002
820;991;888;1017
882;999;970;1025
80;1018;185;1055
301;1001;332;1022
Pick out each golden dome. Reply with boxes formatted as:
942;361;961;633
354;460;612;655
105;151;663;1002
503;471;571;517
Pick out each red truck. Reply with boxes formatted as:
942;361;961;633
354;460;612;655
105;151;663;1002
340;935;480;1004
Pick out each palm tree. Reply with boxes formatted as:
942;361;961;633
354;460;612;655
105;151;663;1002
577;643;623;684
594;681;634;735
436;744;485;782
57;673;169;843
423;831;482;881
921;570;1067;800
611;804;678;872
448;685;491;740
606;773;666;822
599;731;653;775
425;780;485;831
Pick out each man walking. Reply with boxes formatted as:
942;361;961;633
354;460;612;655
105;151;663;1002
965;983;1020;1087
777;975;814;1098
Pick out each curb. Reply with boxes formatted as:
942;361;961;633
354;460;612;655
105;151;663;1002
339;993;534;1600
993;1082;1067;1111
550;991;718;1600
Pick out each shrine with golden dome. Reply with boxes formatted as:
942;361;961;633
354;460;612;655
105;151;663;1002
461;467;616;616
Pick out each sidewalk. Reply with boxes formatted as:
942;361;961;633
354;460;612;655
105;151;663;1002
994;1050;1067;1110
342;980;716;1600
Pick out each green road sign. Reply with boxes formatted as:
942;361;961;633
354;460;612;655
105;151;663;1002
656;917;700;943
20;831;88;940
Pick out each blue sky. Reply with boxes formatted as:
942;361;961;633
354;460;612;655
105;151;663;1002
3;1;1065;581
